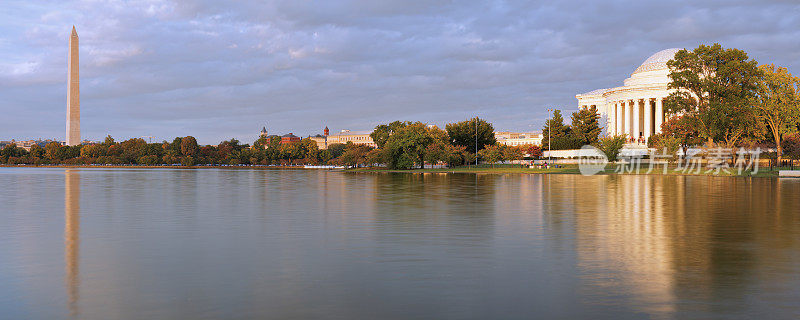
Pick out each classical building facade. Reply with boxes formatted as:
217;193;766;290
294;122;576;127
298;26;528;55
309;129;376;149
494;131;543;146
576;48;681;144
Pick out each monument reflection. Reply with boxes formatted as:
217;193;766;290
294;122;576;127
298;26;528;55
64;169;80;318
545;174;800;318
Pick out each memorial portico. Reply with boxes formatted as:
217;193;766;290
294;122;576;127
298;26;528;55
576;48;679;144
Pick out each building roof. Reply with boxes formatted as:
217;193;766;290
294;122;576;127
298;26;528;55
282;133;299;138
331;130;372;136
578;88;610;96
632;48;682;74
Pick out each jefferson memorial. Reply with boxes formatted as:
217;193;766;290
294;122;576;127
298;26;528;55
576;48;681;144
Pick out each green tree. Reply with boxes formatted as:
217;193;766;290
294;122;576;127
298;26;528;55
298;138;320;163
445;117;496;153
365;149;386;166
370;121;412;148
648;134;682;162
754;64;800;161
334;143;374;167
326;143;347;159
384;122;435;169
29;144;45;159
181;136;199;156
542;110;580;150
424;140;465;167
253;136;269;149
1;144;24;163
570;106;602;146
138;155;160;165
181;156;195;166
102;135;115;146
45;142;62;162
168;137;183;154
664;44;761;147
594;135;627;162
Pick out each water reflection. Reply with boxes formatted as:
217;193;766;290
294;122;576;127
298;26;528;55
551;175;800;318
1;168;799;319
64;169;80;318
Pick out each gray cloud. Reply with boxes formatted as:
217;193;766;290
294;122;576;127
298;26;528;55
1;0;799;144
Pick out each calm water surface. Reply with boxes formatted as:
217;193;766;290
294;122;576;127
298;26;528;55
1;168;800;319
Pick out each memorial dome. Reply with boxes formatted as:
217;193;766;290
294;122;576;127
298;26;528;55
632;48;682;74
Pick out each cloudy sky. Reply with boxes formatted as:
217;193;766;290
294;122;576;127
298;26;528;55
1;0;799;144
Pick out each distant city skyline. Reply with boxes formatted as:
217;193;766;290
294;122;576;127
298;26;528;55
1;1;800;144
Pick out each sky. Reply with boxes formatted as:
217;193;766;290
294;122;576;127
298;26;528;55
1;0;799;145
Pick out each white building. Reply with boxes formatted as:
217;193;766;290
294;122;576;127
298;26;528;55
495;131;543;146
576;48;681;144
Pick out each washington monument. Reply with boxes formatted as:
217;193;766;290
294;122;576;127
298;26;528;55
66;26;80;146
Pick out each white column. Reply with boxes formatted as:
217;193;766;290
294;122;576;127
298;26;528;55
632;99;641;142
614;101;622;135
655;98;664;134
644;98;652;142
624;100;632;139
617;101;625;135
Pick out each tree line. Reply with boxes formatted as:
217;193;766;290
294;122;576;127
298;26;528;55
1;118;544;169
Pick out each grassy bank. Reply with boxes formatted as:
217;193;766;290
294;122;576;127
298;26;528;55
1;163;787;177
347;164;782;177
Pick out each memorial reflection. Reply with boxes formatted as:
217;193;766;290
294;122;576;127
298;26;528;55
543;174;800;318
64;169;80;318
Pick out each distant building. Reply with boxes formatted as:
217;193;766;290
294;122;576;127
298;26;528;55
260;126;268;137
495;131;543;146
0;139;65;151
280;133;301;144
309;128;376;149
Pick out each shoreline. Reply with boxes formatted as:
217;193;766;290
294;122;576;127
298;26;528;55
1;164;788;178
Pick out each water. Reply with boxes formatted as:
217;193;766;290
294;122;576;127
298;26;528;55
1;168;799;319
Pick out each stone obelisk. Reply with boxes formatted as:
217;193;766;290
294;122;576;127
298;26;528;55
66;26;80;146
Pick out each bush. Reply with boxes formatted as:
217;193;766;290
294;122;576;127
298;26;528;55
181;156;195;166
595;135;626;162
138;155;160;165
783;133;800;160
648;133;681;162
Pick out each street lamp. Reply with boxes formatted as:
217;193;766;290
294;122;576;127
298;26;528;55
475;116;478;166
547;108;553;164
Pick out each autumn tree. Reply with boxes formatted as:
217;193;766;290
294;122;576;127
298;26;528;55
783;133;800;161
503;145;525;164
181;136;199;156
526;145;543;159
664;44;761;147
478;144;506;167
754;64;800;161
